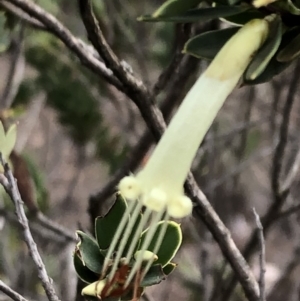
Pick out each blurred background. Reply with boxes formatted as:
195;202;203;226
0;1;300;301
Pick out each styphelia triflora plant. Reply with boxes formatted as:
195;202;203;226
74;14;271;300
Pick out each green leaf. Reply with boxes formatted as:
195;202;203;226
0;121;5;146
184;27;239;59
277;31;300;62
140;264;166;287
139;0;201;20
95;194;127;250
162;262;177;275
244;25;297;85
139;6;248;22
76;231;104;274
139;221;182;267
73;252;99;284
243;55;291;85
0;122;17;160
220;7;264;25
273;0;300;15
4;124;17;158
244;15;282;81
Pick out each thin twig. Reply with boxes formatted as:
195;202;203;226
271;62;300;205
215;62;300;301
275;203;300;220
8;0;123;90
267;243;300;299
153;24;191;96
35;212;76;242
0;208;73;244
281;144;300;193
77;0;166;140
78;0;147;96
206;144;275;192
0;280;29;301
0;155;60;301
252;208;266;301
0;0;46;31
189;177;260;301
105;0;150;80
0;26;25;109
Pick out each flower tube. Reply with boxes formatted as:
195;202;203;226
102;19;269;285
119;19;269;218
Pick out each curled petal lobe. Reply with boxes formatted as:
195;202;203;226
167;196;193;218
142;188;168;212
118;176;141;200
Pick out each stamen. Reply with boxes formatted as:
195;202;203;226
124;209;165;287
124;207;152;265
141;212;170;279
108;200;144;281
102;199;136;277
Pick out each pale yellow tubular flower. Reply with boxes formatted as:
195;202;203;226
104;19;269;287
119;19;269;219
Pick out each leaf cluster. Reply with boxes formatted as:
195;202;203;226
74;194;182;301
140;0;300;84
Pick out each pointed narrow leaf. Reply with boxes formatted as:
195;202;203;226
273;0;300;15
139;221;182;267
276;26;300;62
162;262;177;275
95;194;127;249
221;8;264;25
184;27;239;59
277;32;300;62
0;122;17;160
0;121;6;158
141;264;166;287
139;0;201;20
140;6;248;22
245;26;297;84
73;252;99;284
244;15;282;81
3;124;17;159
243;56;291;85
76;231;104;274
